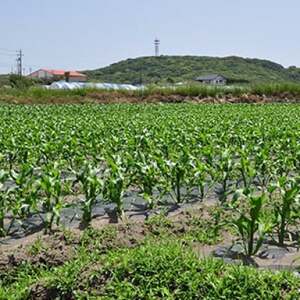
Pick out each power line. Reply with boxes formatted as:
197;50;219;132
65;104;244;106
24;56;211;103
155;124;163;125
0;62;13;66
0;48;22;74
0;52;16;57
0;48;25;75
0;47;16;53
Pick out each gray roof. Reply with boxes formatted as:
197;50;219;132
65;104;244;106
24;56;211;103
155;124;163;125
195;74;226;81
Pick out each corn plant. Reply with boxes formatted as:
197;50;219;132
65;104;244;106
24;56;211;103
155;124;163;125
254;145;273;190
191;157;211;200
268;177;300;246
215;149;235;203
38;163;65;233
9;163;38;218
166;148;193;205
237;148;256;191
134;159;159;209
0;170;9;236
103;155;127;221
230;190;272;257
75;163;103;227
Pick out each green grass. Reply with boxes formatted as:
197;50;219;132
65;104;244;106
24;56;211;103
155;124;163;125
251;82;300;96
0;86;93;98
136;82;300;98
1;239;299;299
1;82;300;103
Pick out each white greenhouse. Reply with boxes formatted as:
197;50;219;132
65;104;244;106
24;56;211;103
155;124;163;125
49;81;142;91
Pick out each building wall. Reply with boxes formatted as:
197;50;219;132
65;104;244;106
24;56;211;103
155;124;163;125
196;76;227;85
40;70;54;79
28;70;54;79
28;70;87;82
68;76;87;82
211;77;226;85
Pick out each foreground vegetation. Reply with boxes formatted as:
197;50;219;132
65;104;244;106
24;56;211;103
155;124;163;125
1;103;300;298
1;210;299;299
1;235;299;299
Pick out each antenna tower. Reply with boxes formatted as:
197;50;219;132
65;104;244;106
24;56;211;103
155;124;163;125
154;38;160;56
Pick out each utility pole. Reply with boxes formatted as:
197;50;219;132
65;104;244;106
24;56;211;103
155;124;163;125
16;49;23;76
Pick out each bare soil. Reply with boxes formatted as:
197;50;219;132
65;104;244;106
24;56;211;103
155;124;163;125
2;91;300;105
0;232;77;278
29;284;61;300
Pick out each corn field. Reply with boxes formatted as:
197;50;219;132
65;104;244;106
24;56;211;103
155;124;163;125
0;104;299;254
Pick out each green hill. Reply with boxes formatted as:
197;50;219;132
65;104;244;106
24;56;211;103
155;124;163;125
85;55;300;85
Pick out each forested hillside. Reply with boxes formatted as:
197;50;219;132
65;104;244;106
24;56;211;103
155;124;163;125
86;56;300;84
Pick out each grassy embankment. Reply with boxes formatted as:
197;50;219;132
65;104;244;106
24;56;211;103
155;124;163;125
1;83;300;104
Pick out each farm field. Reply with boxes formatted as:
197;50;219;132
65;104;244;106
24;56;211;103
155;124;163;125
1;103;300;299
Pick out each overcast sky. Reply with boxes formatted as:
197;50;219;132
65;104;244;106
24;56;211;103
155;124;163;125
0;0;299;74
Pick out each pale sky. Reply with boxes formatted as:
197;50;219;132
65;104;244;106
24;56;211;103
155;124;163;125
0;0;299;74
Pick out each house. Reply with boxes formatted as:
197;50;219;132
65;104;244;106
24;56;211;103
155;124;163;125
195;74;227;85
27;69;87;82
